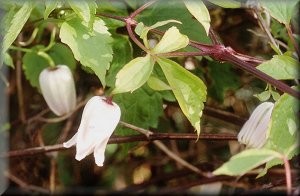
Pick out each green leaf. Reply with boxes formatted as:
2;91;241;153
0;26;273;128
67;0;97;28
2;1;34;53
260;0;299;25
213;149;280;176
157;57;207;136
257;55;300;80
23;50;48;88
59;17;113;86
112;54;154;94
136;0;211;49
254;91;271;102
265;90;299;154
44;0;59;19
152;26;189;54
258;89;300;177
147;76;172;91
139;20;181;39
106;35;133;87
48;43;76;71
207;0;241;8
183;0;211;35
208;62;240;102
114;86;164;136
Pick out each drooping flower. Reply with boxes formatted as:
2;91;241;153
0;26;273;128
238;102;274;148
39;65;76;116
63;96;121;166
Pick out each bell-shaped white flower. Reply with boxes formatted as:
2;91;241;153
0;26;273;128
63;96;121;166
238;102;274;148
39;65;76;116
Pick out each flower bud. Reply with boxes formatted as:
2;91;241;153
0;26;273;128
238;102;274;148
63;96;121;166
39;65;76;116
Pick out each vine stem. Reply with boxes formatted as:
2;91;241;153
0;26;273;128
286;24;300;58
129;0;157;18
283;156;292;195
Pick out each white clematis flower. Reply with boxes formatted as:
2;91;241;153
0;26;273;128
238;102;274;148
63;96;121;166
39;65;76;116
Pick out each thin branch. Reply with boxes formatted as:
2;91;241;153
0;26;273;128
2;132;237;158
5;171;50;194
129;0;157;19
286;24;300;58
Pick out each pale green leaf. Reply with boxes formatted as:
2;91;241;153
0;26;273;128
213;149;280;176
152;26;189;54
254;91;271;102
157;57;207;136
207;0;241;8
59;17;113;86
271;91;280;101
4;53;14;69
112;54;154;94
183;0;210;35
67;0;97;28
141;20;182;39
3;1;34;53
257;55;300;80
260;0;299;25
147;76;172;91
44;0;59;19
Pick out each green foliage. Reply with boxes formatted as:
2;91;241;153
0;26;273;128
112;54;154;94
147;76;171;91
157;57;207;136
137;0;211;48
260;0;299;25
183;0;211;35
207;0;241;8
67;0;97;29
44;0;59;19
207;62;240;102
213;149;280;176
59;17;113;86
2;1;34;53
257;55;300;80
114;86;164;136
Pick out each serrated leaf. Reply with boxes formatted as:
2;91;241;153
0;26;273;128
157;57;207;136
114;86;164;136
59;17;113;86
183;0;210;35
257;55;299;80
152;26;189;54
208;62;240;102
260;0;299;25
213;149;280;176
112;54;154;94
147;76;172;91
2;1;34;53
67;0;97;28
207;0;241;8
44;0;59;19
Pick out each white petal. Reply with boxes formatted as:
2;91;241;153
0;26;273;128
63;132;78;148
237;102;274;148
39;65;76;116
74;96;121;164
94;137;110;167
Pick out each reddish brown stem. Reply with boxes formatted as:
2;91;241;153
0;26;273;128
283;156;292;195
